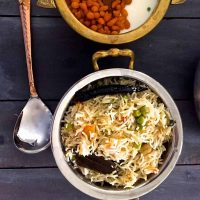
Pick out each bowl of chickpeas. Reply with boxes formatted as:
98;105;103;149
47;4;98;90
38;0;185;44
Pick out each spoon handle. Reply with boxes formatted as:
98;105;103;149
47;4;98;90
19;0;38;98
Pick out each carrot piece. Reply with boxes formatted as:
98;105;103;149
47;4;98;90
83;125;95;136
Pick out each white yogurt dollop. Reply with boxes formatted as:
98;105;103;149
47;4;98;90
121;0;159;33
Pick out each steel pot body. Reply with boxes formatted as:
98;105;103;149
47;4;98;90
51;49;183;199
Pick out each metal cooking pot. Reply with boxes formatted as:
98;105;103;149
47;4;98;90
51;49;183;199
37;0;186;44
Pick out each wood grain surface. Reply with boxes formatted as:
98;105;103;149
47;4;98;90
0;100;199;168
0;0;199;199
0;166;200;200
0;0;199;17
0;18;199;100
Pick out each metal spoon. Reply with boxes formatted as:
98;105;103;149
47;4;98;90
13;0;53;153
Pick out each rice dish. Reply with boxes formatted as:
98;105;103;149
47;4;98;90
60;78;174;188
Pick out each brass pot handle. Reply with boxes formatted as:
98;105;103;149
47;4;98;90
92;48;135;71
171;0;186;4
37;0;56;8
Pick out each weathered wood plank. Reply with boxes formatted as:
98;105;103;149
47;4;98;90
0;165;200;200
177;101;200;164
143;165;200;200
0;0;59;16
0;100;199;168
0;0;199;18
0;18;199;100
0;168;92;200
0;101;57;168
166;0;200;18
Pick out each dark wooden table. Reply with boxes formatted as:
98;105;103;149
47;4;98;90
0;0;200;199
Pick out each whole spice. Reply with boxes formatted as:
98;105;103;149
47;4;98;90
72;85;148;103
66;0;132;34
75;154;116;174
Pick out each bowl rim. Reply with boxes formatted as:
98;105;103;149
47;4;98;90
51;68;183;200
54;0;171;44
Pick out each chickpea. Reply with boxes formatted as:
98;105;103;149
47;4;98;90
91;24;98;31
71;2;79;9
91;5;98;12
107;18;118;27
100;11;105;17
86;11;95;19
68;0;131;35
98;18;105;25
104;12;112;22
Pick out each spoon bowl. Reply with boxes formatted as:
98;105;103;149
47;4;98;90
13;98;52;153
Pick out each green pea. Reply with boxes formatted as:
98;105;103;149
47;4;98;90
147;7;151;12
66;123;73;131
134;143;142;150
136;116;145;125
71;155;76;161
123;95;128;100
140;106;150;115
138;125;144;131
133;110;141;117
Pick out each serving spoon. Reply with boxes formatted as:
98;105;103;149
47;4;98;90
13;0;52;153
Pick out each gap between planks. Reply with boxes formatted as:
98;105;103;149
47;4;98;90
0;164;199;170
0;15;200;19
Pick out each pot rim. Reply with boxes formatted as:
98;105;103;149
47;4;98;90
54;0;171;44
51;68;183;200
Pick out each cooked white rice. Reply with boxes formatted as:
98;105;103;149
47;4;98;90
61;82;173;188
